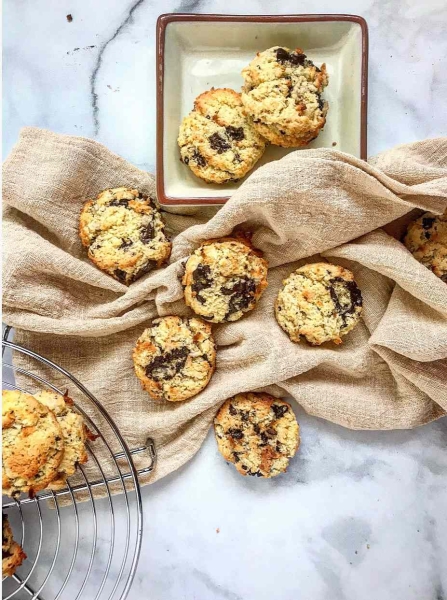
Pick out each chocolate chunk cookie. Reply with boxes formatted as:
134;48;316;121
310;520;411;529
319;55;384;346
33;390;90;490
178;88;266;184
182;236;268;323
133;316;216;402
214;392;300;478
275;262;363;345
2;514;26;577
2;390;65;497
79;187;172;285
241;46;329;148
403;210;447;282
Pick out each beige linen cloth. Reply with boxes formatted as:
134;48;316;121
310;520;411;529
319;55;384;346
3;127;447;487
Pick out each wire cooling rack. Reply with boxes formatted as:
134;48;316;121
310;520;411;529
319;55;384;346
2;326;156;600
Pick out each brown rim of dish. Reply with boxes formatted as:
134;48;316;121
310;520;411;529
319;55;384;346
156;13;369;206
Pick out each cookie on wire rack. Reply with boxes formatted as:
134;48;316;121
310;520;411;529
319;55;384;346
2;390;65;497
33;390;92;491
214;392;300;478
2;514;26;577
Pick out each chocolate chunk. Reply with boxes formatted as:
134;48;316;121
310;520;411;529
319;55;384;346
329;277;363;323
276;47;306;65
114;269;128;283
229;403;237;416
145;347;189;382
276;47;290;63
247;470;263;477
226;277;257;316
209;132;231;154
191;264;213;296
253;423;261;434
109;198;130;207
202;314;214;321
242;465;248;470
422;217;435;230
140;223;155;243
272;404;288;419
182;156;190;165
240;411;249;422
3;549;12;559
260;432;269;444
266;428;276;436
133;260;157;280
119;239;133;250
226;126;245;141
276;442;282;452
228;428;243;440
317;95;325;111
233;452;240;463
440;274;447;283
192;150;206;167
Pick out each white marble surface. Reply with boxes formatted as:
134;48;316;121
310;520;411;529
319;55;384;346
3;1;447;599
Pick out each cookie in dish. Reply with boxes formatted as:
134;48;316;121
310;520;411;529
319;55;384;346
178;88;266;184
2;514;26;577
275;262;363;345
182;236;268;323
79;187;172;285
214;392;300;478
403;210;447;282
241;46;329;148
133;316;216;402
2;390;65;497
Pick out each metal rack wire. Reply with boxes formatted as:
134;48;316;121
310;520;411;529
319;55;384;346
2;326;155;600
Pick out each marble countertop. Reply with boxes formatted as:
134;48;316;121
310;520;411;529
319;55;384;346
3;1;447;599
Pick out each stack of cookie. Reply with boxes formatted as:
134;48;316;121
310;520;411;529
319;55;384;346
2;389;91;498
178;45;329;184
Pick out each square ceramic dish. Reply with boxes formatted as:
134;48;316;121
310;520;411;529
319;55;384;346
156;14;368;206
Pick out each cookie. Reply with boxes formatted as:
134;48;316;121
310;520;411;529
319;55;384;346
182;236;268;323
2;390;64;497
79;187;172;285
275;262;363;345
133;316;216;402
241;46;329;147
403;211;447;282
178;88;267;184
33;390;90;490
2;514;26;578
214;392;300;478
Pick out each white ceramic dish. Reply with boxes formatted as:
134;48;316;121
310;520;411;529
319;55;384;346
156;14;368;206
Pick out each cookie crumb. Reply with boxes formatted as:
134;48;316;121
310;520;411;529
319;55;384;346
366;544;370;549
66;14;73;22
216;528;220;534
332;142;337;146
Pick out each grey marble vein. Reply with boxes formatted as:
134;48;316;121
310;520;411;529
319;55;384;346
90;0;148;136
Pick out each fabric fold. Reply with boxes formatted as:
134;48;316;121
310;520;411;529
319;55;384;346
3;127;447;486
